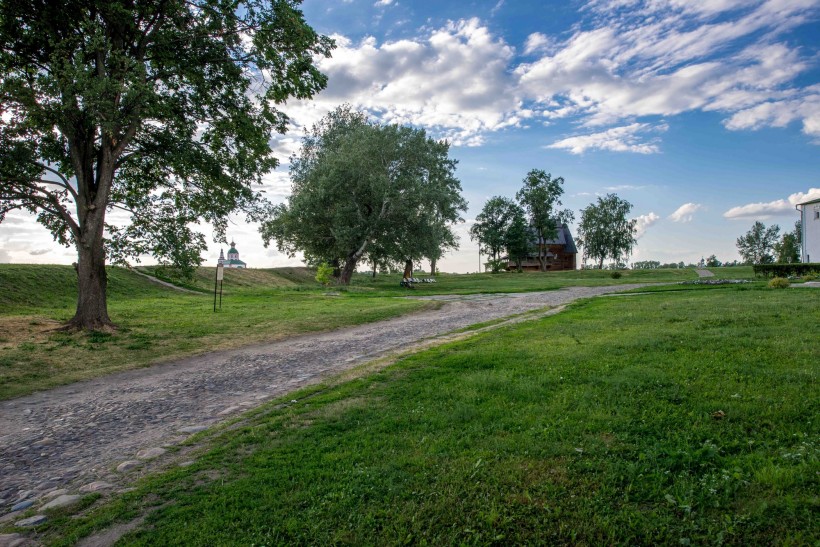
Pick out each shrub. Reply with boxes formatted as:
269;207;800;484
610;271;622;279
753;263;820;278
768;277;790;289
315;263;334;286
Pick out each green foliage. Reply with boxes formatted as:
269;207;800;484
315;263;334;286
736;221;780;264
470;196;520;264
767;277;790;288
577;193;637;269
754;262;820;278
633;260;661;269
0;0;333;327
774;220;801;264
48;289;818;545
610;271;622;278
261;106;466;284
705;254;722;267
515;169;573;271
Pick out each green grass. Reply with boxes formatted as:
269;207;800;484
39;286;818;545
0;265;431;400
349;266;701;295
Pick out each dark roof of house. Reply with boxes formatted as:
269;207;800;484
535;224;577;254
798;197;820;206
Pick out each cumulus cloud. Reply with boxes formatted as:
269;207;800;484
374;0;394;6
283;19;521;147
723;187;820;219
723;85;820;141
634;212;660;239
517;0;819;137
669;202;703;222
547;123;666;154
275;2;819;154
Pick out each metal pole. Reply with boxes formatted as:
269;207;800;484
213;266;218;312
219;279;223;309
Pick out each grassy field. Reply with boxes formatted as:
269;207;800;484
0;263;727;400
33;284;818;545
0;265;432;400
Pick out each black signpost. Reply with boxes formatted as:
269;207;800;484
214;263;224;312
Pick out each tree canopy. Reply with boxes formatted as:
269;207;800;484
470;196;520;272
0;0;333;329
576;193;637;269
736;221;780;264
260;106;466;284
515;170;573;272
774;220;801;264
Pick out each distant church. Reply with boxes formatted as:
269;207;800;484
218;240;247;268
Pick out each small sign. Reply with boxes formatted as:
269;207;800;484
216;264;224;281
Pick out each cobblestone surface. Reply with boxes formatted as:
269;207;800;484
0;285;649;506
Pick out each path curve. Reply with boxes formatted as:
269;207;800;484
0;284;651;510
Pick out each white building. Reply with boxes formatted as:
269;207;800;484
218;240;247;268
797;197;820;263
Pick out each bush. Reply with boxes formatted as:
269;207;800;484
610;271;622;279
768;277;790;289
315;263;334;286
753;263;820;278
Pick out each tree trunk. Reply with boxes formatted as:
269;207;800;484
430;257;436;276
598;257;605;269
65;209;114;331
339;257;358;285
372;259;377;279
403;259;413;279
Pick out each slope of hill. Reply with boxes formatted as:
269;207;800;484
0;264;178;311
137;266;317;292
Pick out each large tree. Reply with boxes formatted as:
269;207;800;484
576;193;637;269
469;196;520;272
503;204;530;272
0;0;332;330
261;106;465;285
515;169;573;272
736;221;780;264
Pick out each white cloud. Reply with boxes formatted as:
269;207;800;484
634;212;660;239
282;19;520;146
517;0;819;137
547;123;666;154
723;187;820;219
523;32;552;55
277;1;819;155
723;86;820;140
669;202;703;222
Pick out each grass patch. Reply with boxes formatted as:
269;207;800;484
0;265;432;400
42;286;818;545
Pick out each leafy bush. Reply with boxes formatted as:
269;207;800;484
767;277;790;289
753;263;820;278
610;271;622;279
315;263;334;286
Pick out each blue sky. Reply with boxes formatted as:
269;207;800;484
2;0;819;271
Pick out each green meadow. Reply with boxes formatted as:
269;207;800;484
0;263;722;399
25;283;818;545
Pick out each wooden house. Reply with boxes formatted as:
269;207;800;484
506;223;577;271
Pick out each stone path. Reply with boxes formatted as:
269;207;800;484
0;284;651;526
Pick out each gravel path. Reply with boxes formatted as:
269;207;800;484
0;284;650;520
695;269;714;277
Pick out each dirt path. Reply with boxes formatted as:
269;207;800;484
0;284;652;517
695;269;714;277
